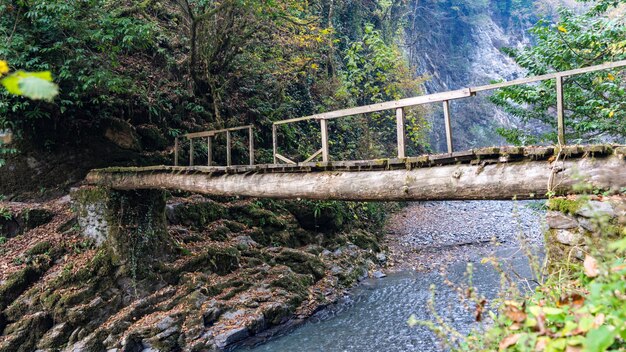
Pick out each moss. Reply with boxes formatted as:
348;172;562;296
21;208;55;230
26;241;53;256
548;197;585;215
0;261;51;310
273;248;326;280
172;200;227;229
348;230;380;251
71;186;110;206
209;225;231;241
206;246;240;275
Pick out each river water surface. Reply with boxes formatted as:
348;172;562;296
238;201;545;352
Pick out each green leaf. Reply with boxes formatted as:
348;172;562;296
18;77;59;102
585;326;615;352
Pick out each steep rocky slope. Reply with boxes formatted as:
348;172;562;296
0;196;387;351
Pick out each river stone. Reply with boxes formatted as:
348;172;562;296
376;252;387;263
214;327;249;349
546;211;578;229
372;270;387;279
576;201;615;219
554;229;583;246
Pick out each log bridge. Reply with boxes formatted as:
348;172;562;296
86;61;626;201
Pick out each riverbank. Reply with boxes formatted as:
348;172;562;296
239;200;547;351
0;195;391;351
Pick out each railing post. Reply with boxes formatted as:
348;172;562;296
320;118;329;162
174;137;179;166
189;138;194;166
248;127;254;166
272;124;278;164
556;74;566;146
207;136;213;166
226;131;232;166
442;100;454;154
396;108;406;158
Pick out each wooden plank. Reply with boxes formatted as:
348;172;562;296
274;89;472;125
320;119;330;162
556;75;565;146
189;138;194;166
396;108;406;158
275;153;297;165
174;137;179;166
226;131;232;166
471;60;626;93
303;149;323;163
443;100;454;153
272;124;278;164
185;125;253;139
207;136;213;166
248;127;255;166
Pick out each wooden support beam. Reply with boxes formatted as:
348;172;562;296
226;131;232;166
320;118;330;162
86;154;626;201
396;108;406;158
272;124;278;165
556;75;566;146
174;137;179;166
443;100;454;154
303;149;323;163
275;153;297;165
249;127;254;166
207;136;213;166
189;138;194;166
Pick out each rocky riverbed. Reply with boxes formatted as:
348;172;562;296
238;200;547;352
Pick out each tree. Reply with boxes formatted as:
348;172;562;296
492;1;626;145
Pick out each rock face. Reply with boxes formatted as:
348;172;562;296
0;195;385;351
545;196;625;269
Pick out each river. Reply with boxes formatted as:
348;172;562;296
237;200;545;352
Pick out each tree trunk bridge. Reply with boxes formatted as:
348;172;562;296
87;60;626;201
87;145;625;201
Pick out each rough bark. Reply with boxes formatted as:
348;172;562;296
85;155;626;201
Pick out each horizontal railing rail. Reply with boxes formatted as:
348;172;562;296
174;125;254;167
173;60;626;167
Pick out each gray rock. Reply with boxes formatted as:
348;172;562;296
546;211;578;229
576;201;615;219
330;265;344;275
578;218;598;233
372;270;387;279
321;249;332;257
214;327;250;349
555;229;583;246
376;252;387;263
156;316;176;332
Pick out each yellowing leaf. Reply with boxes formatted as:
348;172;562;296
608;111;615;118
311;63;319;70
558;25;568;33
607;73;616;81
0;60;8;75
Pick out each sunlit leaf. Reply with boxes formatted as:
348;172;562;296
18;77;59;101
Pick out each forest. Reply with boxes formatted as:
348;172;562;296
0;0;625;351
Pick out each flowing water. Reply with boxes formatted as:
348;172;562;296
237;201;544;352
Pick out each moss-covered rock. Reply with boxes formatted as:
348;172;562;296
348;229;380;251
284;201;345;233
167;200;227;229
273;248;326;280
206;246;241;275
548;197;585;216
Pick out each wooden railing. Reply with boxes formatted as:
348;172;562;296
175;60;626;167
174;125;254;166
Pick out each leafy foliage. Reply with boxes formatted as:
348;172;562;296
492;2;626;144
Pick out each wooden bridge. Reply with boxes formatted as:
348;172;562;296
86;61;626;201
